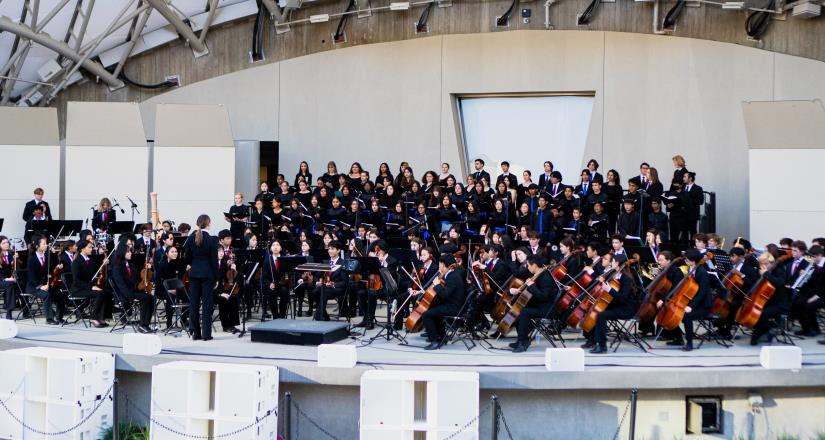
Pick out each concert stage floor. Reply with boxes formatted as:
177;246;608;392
3;318;824;391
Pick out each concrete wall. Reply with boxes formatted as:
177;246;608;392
117;370;825;440
130;30;825;243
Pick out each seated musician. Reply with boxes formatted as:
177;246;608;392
422;254;466;350
0;236;18;319
133;224;155;255
586;253;638;354
155;238;188;329
26;235;66;324
59;241;77;270
111;244;154;333
657;249;710;351
396;246;437;329
262;240;290;319
71;240;111;328
715;247;758;339
355;240;398;330
294;240;315;317
650;250;684;340
510;254;557;353
470;244;513;332
749;252;792;345
312;241;347;321
792;244;824;337
215;247;240;333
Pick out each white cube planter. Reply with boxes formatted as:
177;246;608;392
0;347;115;440
150;361;279;440
360;370;479;440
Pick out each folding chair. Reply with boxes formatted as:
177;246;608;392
162;278;191;336
109;279;140;333
440;293;477;351
769;314;795;346
608;318;651;352
60;273;91;328
695;314;732;348
531;305;567;348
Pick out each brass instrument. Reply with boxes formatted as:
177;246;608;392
791;256;815;292
640;263;662;281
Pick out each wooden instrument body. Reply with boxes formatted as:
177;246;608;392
50;264;63;289
636;258;682;322
710;271;744;319
492;277;523;321
405;278;444;332
497;266;549;336
368;273;383;291
555;270;593;314
138;266;154;293
734;254;790;329
580;277;619;331
655;275;699;330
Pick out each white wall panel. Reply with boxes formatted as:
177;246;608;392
153;104;235;232
65;102;148;228
0;145;60;239
749;149;825;246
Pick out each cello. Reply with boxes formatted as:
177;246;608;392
580;256;638;332
405;265;450;332
735;254;792;329
496;264;550;336
710;268;746;320
655;272;699;331
492;276;523;321
554;269;595;315
636;257;684;322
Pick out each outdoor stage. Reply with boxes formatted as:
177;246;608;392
2;318;824;439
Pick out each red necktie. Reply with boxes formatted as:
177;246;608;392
86;258;90;267
39;254;44;266
274;257;279;272
103;212;106;223
126;264;132;278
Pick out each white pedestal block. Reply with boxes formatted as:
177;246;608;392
544;348;585;371
122;333;163;355
760;346;802;369
317;344;357;368
0;318;18;338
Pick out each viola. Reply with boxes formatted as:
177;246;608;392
137;254;154;294
224;258;240;296
497;265;551;336
735;255;792;329
636;257;684;322
368;273;383;291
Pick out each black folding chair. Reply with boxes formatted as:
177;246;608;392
162;278;191;336
60;273;91;328
695;314;732;348
109;279;140;333
440;292;477;351
608;318;651;352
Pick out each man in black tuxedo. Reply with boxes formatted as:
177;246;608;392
26;235;65;324
635;162;651;189
538;161;555;191
355;240;399;330
313;241;348;321
547;171;565;201
22;187;52;223
471;158;490;186
792;245;824;337
496;161;518;190
423;254;466;350
683;172;703;240
470;244;512;330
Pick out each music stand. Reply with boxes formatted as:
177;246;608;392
61;220;83;237
109;221;136;236
234;248;264;337
278;256;308;319
296;262;342;322
357;257;406;345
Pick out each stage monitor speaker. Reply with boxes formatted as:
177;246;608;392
250;320;350;345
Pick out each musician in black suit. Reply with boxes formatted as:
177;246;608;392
749;252;792;345
470;158;490;186
665;180;691;243
91;198;116;232
215;247;240;333
670;155;688;191
584;253;638;353
586;159;603;184
546;171;565;201
617;198;641;238
793;245;824;337
423;254;466;350
354;240;399;330
658;249;710;351
495;161;518;190
155;235;187;329
683;172;703;240
716;247;759;339
71;241;109;327
0;236;18;319
511;254;557;353
133;224;156;255
184;215;219;340
312;241;348;321
24;204;50;243
470;244;513;330
647;198;669;240
22;188;52;223
111;243;154;333
261;240;290;319
26;235;65;324
537;161;555;192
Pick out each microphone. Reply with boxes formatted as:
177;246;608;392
112;198;125;214
127;196;141;214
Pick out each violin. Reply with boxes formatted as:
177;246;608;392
224;256;240;295
636;257;684;322
735;254;792;329
137;253;154;294
405;265;451;332
50;263;63;289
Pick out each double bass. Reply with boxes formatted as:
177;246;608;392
735;255;792;329
637;257;684;322
496;265;550;336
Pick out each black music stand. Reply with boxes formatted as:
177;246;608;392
357;257;406;345
0;218;3;233
296;262;342;322
235;248;263;337
109;221;136;236
278;256;308;319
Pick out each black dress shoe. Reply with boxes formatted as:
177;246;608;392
794;329;807;336
513;344;529;353
136;326;148;334
424;341;441;350
817;339;825;345
681;343;694;352
203;336;213;341
46;319;58;325
192;334;202;341
508;342;520;348
488;331;501;338
589;345;608;354
93;322;107;328
580;340;596;349
420;332;429;339
393;322;403;331
666;339;685;346
354;320;370;328
365;322;375;330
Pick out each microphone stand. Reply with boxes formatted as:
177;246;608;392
127;196;140;223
